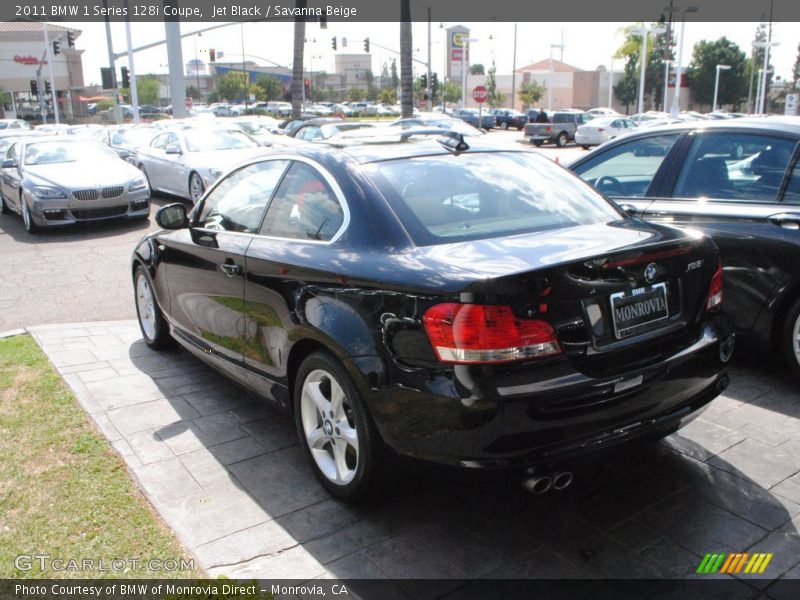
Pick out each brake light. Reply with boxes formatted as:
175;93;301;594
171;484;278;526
422;303;562;364
598;128;605;133
706;260;723;312
546;126;552;133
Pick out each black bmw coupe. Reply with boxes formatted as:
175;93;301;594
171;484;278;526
132;132;734;500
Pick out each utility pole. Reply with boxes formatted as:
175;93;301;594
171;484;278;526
43;22;60;124
123;0;140;124
511;23;517;110
103;0;121;123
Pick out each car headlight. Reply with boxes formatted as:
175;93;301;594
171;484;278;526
32;186;66;199
209;168;224;179
128;176;148;192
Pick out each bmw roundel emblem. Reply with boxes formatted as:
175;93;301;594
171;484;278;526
644;263;658;284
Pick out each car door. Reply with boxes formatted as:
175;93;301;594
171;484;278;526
141;133;170;192
159;159;289;382
638;130;800;333
243;160;348;407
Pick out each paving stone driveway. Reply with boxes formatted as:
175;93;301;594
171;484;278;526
27;321;800;592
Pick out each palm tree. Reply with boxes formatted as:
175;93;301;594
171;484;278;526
399;0;413;118
291;1;306;118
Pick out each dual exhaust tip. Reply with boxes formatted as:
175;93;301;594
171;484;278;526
522;471;573;495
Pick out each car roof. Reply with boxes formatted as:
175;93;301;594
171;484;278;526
625;116;800;137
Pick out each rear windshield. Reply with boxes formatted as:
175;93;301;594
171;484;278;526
364;151;623;245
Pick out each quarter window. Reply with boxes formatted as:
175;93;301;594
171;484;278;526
784;159;800;204
260;162;345;241
572;133;682;197
673;133;796;202
196;160;289;233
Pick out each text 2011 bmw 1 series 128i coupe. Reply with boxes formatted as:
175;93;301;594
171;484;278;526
132;132;734;500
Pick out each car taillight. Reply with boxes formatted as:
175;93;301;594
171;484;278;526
706;260;723;312
598;128;605;133
546;126;552;133
422;303;562;364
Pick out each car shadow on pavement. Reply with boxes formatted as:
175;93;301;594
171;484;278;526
120;339;799;593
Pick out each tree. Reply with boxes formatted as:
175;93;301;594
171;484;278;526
390;59;399;90
614;23;670;112
687;37;748;109
486;61;505;108
136;77;159;105
215;71;246;102
442;80;462;104
614;57;639;113
364;69;377;102
399;0;413;118
347;87;365;102
793;42;800;90
291;0;306;117
470;64;485;75
185;85;201;100
518;80;546;109
255;75;282;101
378;87;395;105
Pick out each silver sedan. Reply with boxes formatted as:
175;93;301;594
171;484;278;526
1;137;150;234
135;127;267;203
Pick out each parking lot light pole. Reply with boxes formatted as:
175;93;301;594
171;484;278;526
670;5;698;116
631;26;665;115
753;40;779;114
712;64;731;112
548;43;563;112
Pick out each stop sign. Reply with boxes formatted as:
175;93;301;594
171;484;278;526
184;96;193;108
472;85;488;104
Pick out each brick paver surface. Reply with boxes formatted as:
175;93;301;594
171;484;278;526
25;321;800;592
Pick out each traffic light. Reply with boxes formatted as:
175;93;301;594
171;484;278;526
209;48;216;62
120;66;130;89
100;67;115;89
421;74;427;88
45;81;52;95
30;80;38;96
331;37;337;51
52;39;61;55
67;31;75;48
431;73;439;93
363;37;370;53
304;79;310;97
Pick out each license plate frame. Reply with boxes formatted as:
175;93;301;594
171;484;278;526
610;283;669;339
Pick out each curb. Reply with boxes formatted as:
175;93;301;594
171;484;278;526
0;328;27;339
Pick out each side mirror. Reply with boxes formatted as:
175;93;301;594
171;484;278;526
155;203;189;229
2;159;17;169
619;203;638;217
165;145;182;155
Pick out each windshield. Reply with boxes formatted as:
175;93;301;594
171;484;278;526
24;141;117;165
364;151;622;246
111;128;157;147
183;129;258;152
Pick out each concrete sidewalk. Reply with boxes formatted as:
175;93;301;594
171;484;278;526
25;321;800;593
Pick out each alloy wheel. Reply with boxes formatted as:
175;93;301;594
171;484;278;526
300;368;359;485
189;173;205;204
135;272;156;342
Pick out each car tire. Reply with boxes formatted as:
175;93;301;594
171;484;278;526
556;132;568;147
532;140;543;147
0;192;10;215
581;145;590;150
133;264;172;350
21;196;38;234
782;298;800;378
500;121;509;130
294;351;385;501
189;172;205;205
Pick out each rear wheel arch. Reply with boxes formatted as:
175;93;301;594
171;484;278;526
769;281;800;349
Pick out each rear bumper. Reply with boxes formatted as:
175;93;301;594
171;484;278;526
367;318;733;469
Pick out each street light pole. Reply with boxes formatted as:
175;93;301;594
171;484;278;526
712;64;730;112
548;43;563;112
754;39;779;114
670;5;698;116
631;25;665;115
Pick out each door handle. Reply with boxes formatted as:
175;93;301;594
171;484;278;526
220;261;242;277
767;213;800;230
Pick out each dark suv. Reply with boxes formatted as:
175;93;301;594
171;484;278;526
571;118;800;377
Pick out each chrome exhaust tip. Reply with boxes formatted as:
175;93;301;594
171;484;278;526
522;476;552;494
552;471;574;490
719;334;735;363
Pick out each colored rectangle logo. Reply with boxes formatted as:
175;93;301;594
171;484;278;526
697;553;773;574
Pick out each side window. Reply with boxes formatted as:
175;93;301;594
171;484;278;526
673;133;796;202
196;160;289;233
784;159;800;204
572;133;682;198
5;143;16;160
260;162;345;242
151;133;168;149
297;126;321;141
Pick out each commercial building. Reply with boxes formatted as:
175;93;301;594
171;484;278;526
0;22;84;120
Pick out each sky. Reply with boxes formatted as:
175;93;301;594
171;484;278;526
69;20;798;88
